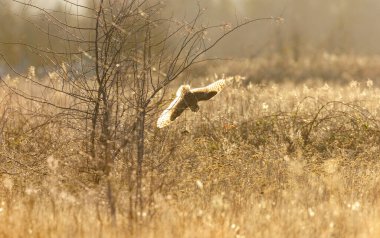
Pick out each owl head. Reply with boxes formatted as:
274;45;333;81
176;84;191;97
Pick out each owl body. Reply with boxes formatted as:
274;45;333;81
157;79;226;128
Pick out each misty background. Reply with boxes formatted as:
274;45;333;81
1;0;380;72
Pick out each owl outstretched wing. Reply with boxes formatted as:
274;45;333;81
157;94;188;128
190;79;226;101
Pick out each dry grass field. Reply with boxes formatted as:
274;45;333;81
2;54;380;237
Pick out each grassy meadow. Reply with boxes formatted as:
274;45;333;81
2;54;380;237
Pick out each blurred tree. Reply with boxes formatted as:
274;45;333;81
2;0;380;70
0;2;21;66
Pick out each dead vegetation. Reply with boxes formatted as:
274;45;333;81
1;55;380;237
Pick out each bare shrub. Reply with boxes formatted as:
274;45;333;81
0;0;276;223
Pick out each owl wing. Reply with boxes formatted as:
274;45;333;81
190;79;226;102
157;94;189;128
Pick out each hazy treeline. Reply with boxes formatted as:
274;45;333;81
167;0;380;58
1;0;380;72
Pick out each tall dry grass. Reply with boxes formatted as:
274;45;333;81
1;55;380;237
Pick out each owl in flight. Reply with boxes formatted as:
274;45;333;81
157;79;226;128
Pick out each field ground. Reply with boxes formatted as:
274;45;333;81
1;55;380;237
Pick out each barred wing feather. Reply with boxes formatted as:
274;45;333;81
190;79;226;101
157;94;188;128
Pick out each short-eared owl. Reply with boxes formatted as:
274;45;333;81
157;79;226;128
